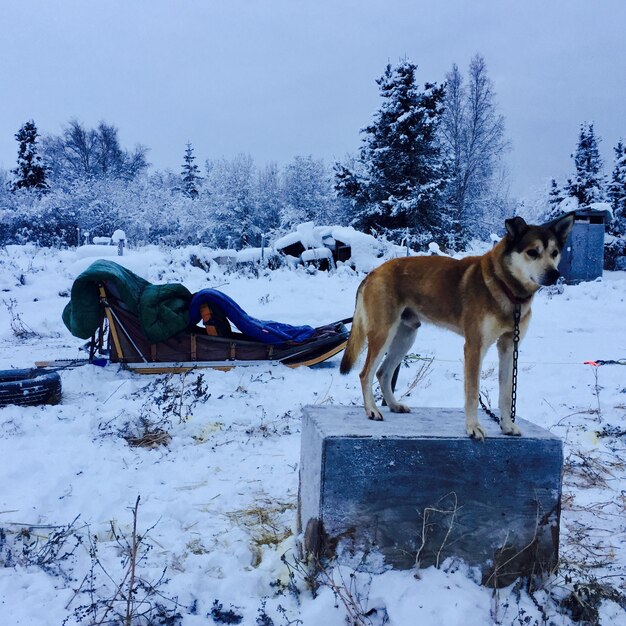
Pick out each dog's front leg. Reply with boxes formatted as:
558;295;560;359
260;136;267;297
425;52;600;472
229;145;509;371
497;333;522;436
464;339;486;441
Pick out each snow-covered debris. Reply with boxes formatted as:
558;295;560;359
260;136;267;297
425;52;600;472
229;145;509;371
111;229;126;243
275;222;324;251
427;242;450;256
236;247;264;262
92;236;112;245
274;223;384;272
331;226;384;271
301;247;333;262
236;247;279;264
76;245;119;259
209;249;237;265
274;230;303;251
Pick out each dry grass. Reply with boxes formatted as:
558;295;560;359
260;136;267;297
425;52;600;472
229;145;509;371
125;429;171;449
398;353;434;400
225;497;295;566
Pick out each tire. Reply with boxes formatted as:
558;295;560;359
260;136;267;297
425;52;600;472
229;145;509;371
0;368;62;407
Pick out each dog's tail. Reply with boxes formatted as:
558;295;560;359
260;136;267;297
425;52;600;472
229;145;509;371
340;286;366;375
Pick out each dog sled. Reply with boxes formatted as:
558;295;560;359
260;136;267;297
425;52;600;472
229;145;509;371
59;260;349;373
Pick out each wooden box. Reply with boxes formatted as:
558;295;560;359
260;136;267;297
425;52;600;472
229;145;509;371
298;406;563;586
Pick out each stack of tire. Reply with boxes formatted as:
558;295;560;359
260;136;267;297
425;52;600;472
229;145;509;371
0;369;62;407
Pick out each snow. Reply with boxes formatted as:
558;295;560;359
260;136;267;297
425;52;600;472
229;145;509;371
427;242;449;256
111;229;126;243
91;236;112;245
558;196;579;213
301;247;332;262
236;247;277;263
75;244;119;259
0;244;625;625
330;226;384;271
274;222;321;250
588;202;614;218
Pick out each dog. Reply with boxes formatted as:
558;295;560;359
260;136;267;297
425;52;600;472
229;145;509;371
340;213;575;440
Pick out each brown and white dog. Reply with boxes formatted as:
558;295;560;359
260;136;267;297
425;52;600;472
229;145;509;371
340;214;575;440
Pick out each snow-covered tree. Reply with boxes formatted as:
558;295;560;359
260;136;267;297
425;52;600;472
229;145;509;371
256;162;283;236
335;60;449;244
180;143;202;198
209;154;260;248
608;139;626;236
440;56;509;245
11;120;48;192
282;155;334;227
543;178;567;221
566;122;606;205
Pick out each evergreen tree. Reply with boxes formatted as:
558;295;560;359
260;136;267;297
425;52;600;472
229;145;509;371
546;178;565;220
180;143;201;198
608;140;626;236
11;120;48;192
335;60;449;243
567;122;606;206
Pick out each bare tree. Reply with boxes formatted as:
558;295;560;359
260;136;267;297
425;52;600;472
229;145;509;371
95;122;125;178
42;120;148;185
59;119;99;179
441;55;509;241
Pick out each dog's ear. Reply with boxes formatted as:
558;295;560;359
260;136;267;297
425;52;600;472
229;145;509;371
547;212;575;248
504;216;528;241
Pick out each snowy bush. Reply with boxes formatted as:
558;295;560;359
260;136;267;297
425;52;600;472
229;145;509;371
604;235;626;270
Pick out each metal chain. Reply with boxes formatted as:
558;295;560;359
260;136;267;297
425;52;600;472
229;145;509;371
479;303;521;424
510;303;521;423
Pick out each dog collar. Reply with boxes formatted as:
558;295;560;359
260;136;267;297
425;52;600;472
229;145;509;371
495;277;532;305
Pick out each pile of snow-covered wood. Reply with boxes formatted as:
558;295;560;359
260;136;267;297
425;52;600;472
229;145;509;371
274;222;387;272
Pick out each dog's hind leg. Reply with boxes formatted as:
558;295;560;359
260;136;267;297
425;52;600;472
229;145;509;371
497;333;522;436
377;314;419;413
360;327;396;421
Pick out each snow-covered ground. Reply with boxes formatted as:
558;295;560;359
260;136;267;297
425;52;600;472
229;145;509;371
0;244;625;625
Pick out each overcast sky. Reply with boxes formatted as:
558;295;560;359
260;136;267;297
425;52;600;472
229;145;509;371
1;0;625;198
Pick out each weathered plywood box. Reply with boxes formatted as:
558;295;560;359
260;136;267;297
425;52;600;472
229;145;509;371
298;406;563;587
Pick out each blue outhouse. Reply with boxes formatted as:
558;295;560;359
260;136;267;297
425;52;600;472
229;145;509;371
558;208;611;283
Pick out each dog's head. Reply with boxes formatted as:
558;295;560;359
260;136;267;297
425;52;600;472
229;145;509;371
503;212;575;288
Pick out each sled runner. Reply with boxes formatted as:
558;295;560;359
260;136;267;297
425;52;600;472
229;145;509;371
60;260;349;373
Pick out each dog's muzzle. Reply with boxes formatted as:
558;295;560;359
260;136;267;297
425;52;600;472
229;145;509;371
541;268;561;286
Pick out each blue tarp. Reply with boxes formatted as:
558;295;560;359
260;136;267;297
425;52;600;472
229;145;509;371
189;289;316;345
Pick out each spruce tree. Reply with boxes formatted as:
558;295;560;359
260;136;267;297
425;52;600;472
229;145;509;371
546;178;565;219
608;140;626;236
567;122;606;206
180;143;201;198
11;120;47;192
335;60;449;243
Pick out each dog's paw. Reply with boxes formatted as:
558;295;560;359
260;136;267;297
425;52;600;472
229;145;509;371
466;422;486;441
501;421;522;436
389;403;411;414
366;407;384;421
